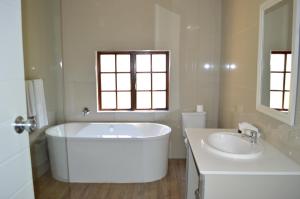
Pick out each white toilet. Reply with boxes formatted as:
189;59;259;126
182;112;206;138
182;112;206;199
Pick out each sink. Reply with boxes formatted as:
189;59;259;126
203;132;263;159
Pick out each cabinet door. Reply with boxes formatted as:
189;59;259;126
204;175;300;199
186;146;199;199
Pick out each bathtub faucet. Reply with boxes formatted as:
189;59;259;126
82;107;90;116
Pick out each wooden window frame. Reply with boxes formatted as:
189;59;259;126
270;50;291;112
96;51;169;111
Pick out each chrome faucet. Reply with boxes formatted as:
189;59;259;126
82;107;90;116
242;129;258;144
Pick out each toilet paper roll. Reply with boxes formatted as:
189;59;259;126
196;105;204;112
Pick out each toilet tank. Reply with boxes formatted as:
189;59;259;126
181;112;206;137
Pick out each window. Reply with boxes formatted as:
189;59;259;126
269;51;291;112
96;51;169;111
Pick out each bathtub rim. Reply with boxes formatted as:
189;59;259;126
45;122;172;141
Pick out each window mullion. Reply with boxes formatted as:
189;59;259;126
150;53;153;110
115;54;118;110
131;53;137;110
166;52;169;110
97;52;103;111
282;53;287;110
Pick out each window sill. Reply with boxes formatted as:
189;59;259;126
97;110;170;113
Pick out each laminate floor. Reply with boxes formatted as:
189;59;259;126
34;159;186;199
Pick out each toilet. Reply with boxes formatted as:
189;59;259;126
182;112;206;199
182;112;206;138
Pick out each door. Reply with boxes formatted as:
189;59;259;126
0;0;35;198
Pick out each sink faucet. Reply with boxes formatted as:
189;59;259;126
242;129;258;144
82;107;90;116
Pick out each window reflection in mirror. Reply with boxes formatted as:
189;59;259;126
269;51;291;111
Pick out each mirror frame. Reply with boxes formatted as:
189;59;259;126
257;0;300;126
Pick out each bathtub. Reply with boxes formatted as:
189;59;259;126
46;123;171;183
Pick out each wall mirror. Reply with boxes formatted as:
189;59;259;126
257;0;299;126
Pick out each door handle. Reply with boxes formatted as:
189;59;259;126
12;116;37;134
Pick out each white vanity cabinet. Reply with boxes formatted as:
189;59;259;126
186;128;300;199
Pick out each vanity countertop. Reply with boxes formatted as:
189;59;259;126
186;128;300;175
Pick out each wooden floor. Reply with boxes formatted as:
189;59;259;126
34;159;186;199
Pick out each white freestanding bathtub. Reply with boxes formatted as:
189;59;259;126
46;123;171;183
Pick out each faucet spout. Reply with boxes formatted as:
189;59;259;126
242;129;258;144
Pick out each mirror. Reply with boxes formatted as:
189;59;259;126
257;0;299;126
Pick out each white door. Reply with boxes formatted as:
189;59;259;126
0;0;35;198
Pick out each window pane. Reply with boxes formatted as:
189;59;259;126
286;54;292;72
152;54;167;72
152;73;166;90
117;54;130;72
101;92;116;109
101;74;116;90
117;92;131;109
137;92;151;109
101;54;115;72
136;73;151;90
270;91;283;109
284;92;290;110
153;91;166;109
270;73;283;90
270;54;285;71
285;73;291;90
117;73;131;90
136;54;151;72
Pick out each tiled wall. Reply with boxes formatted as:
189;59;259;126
22;0;64;125
220;0;300;164
61;0;222;158
22;0;64;177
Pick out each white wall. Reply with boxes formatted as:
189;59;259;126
61;0;222;158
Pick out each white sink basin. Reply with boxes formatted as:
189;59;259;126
203;132;263;159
